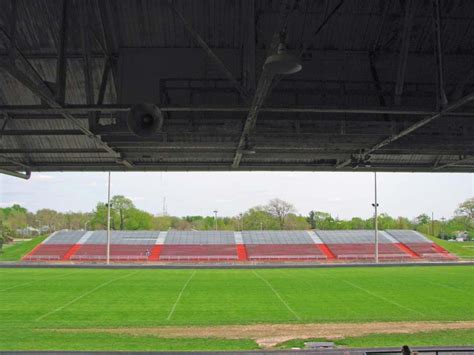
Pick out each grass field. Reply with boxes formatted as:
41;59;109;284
0;236;46;261
424;234;474;258
0;265;473;351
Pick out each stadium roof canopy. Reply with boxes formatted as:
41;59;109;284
1;0;474;178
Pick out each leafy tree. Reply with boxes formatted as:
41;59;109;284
414;213;430;225
455;198;474;229
242;207;279;230
307;211;317;229
285;214;311;230
110;196;135;230
265;198;296;229
125;209;153;230
91;202;109;229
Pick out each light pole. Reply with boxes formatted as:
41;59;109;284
239;213;243;231
441;217;446;239
372;172;379;264
431;211;435;236
213;210;218;231
84;220;90;231
106;172;111;265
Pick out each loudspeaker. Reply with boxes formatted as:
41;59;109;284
127;103;163;138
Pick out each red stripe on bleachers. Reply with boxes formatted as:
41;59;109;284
149;245;162;261
22;242;45;261
395;243;420;258
236;244;248;261
316;244;336;259
403;243;456;260
432;244;450;254
62;244;82;260
23;244;75;261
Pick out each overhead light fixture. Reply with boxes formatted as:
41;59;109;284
263;42;302;75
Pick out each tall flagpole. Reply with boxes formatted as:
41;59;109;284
106;171;111;265
374;172;379;264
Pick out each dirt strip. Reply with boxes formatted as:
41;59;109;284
54;321;474;348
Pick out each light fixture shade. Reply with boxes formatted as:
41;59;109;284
263;45;302;75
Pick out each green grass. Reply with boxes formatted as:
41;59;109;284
277;328;474;349
0;328;259;351
0;265;473;351
0;236;46;261
424;234;474;258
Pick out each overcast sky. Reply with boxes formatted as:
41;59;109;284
1;172;472;220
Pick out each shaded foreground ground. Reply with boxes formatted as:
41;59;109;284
58;321;474;348
0;266;473;351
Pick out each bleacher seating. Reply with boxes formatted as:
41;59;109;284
23;231;85;261
23;229;457;263
70;231;160;261
160;231;238;261
242;231;327;260
386;230;457;260
315;230;413;260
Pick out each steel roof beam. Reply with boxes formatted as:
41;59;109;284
97;0;119;95
337;91;474;168
394;0;417;105
55;0;69;104
0;32;133;168
3;104;474;117
78;0;96;131
434;156;474;170
167;0;250;101
0;168;31;179
232;0;298;168
0;162;471;173
431;0;448;109
242;0;256;94
451;64;474;100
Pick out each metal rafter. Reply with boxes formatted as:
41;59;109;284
337;91;474;168
434;156;474;170
431;0;448;108
0;114;31;172
394;0;417;105
2;104;474;116
0;168;31;179
78;0;96;130
55;0;69;104
0;36;132;168
242;0;256;94
97;0;119;96
232;0;297;168
167;0;250;101
451;64;474;100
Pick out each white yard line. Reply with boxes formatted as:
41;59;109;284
252;270;301;321
166;270;196;321
425;280;471;295
0;270;79;292
36;271;139;321
342;279;425;316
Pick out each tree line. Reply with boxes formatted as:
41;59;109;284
1;197;472;242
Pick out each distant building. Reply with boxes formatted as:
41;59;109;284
455;231;469;242
16;227;40;237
